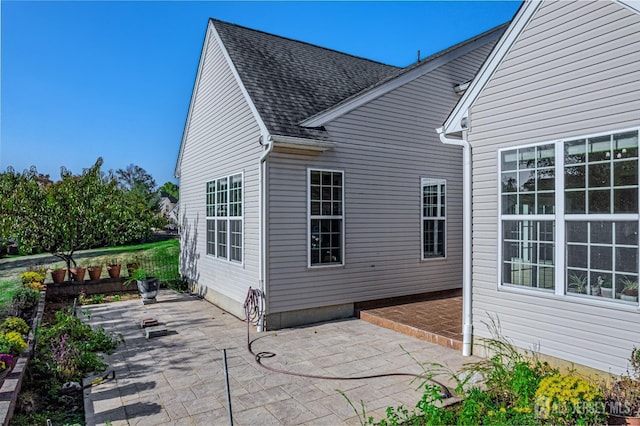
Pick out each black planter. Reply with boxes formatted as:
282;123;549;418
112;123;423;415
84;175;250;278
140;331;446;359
137;277;159;303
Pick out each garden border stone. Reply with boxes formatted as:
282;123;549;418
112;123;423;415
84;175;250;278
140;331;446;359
0;289;46;426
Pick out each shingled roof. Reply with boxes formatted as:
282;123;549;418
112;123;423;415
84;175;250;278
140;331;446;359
211;19;400;140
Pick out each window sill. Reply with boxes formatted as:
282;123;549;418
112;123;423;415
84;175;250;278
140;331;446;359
307;264;345;271
205;254;244;267
498;284;640;312
421;256;447;262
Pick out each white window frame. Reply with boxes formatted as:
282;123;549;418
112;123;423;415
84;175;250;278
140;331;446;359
307;168;345;268
205;172;244;265
421;178;447;260
205;180;216;256
497;127;640;309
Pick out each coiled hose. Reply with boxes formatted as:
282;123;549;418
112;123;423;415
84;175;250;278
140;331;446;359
243;287;452;398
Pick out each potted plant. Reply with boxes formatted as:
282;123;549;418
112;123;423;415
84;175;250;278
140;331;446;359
124;268;159;303
69;264;86;283
126;256;140;277
621;278;639;303
605;347;640;424
87;264;103;282
568;272;587;294
106;257;122;279
50;266;67;284
600;276;613;298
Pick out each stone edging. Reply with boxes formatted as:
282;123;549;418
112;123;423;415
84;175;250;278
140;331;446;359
0;289;46;426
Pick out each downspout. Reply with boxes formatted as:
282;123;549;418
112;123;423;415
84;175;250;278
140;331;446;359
258;134;274;332
437;126;473;356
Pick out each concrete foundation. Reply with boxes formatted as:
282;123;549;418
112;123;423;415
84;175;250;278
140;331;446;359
189;283;246;320
266;303;354;330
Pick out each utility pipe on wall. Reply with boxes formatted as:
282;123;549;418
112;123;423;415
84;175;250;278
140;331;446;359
437;127;473;356
257;134;273;332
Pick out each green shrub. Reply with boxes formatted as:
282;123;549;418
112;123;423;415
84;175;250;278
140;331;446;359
0;316;30;335
11;287;40;311
351;317;564;425
0;335;11;354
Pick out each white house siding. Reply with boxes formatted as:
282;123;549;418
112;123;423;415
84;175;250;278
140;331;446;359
179;25;262;317
467;0;640;374
266;41;498;315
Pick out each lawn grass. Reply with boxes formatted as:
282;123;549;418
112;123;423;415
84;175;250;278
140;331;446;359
0;280;21;312
0;238;180;312
97;238;178;254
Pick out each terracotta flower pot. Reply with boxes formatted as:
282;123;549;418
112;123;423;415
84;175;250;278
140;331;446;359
608;414;640;425
107;264;121;279
88;266;103;282
51;268;67;284
127;263;139;277
70;267;86;283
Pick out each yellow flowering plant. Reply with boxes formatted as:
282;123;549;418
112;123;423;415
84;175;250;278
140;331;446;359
535;374;605;425
0;331;27;355
0;316;29;335
23;281;44;291
19;270;45;285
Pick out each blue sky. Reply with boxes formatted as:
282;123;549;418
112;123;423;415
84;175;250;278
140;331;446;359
1;1;521;187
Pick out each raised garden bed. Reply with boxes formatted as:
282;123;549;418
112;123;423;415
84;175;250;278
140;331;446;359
0;290;45;426
45;278;139;298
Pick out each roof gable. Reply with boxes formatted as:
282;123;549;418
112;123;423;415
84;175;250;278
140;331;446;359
175;20;270;177
211;19;399;140
440;0;640;136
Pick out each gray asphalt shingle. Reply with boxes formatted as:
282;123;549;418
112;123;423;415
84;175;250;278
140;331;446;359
212;19;400;140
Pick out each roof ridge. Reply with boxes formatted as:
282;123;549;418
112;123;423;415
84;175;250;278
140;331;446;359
209;18;400;70
299;21;510;127
400;21;510;72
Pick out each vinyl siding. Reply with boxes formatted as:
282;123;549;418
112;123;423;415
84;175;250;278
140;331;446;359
467;0;640;374
179;24;262;314
266;39;497;313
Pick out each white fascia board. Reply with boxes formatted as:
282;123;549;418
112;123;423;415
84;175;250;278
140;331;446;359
301;28;504;128
618;0;640;14
175;20;270;177
271;135;336;152
211;22;270;137
441;0;542;136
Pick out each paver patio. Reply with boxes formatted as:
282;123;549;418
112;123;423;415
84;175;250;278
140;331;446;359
82;290;479;425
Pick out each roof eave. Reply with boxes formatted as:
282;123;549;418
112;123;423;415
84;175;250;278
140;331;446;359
271;135;336;152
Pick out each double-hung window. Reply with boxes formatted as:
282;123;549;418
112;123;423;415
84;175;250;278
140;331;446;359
309;169;344;267
422;178;446;259
206;181;216;256
205;173;243;263
499;129;639;305
500;144;555;289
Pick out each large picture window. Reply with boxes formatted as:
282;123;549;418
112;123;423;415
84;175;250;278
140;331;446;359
205;173;243;263
309;169;343;267
499;129;639;305
422;178;446;258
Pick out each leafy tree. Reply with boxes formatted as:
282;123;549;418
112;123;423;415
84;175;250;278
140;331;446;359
158;181;179;200
116;164;156;194
0;166;49;255
116;163;160;212
1;158;159;277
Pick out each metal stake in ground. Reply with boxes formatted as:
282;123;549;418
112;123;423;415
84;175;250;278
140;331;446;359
223;349;233;426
